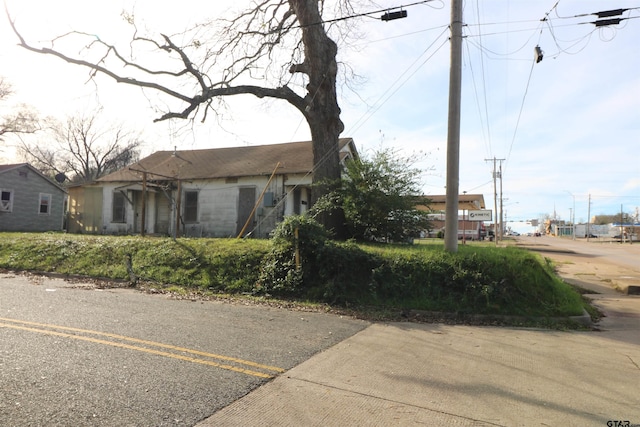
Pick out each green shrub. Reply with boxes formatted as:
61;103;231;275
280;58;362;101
257;216;378;302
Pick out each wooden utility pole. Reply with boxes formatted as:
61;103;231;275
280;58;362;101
485;157;504;245
444;0;463;252
499;161;504;241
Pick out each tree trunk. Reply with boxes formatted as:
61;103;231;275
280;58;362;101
291;0;346;239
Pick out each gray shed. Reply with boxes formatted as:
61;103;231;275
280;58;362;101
0;163;67;232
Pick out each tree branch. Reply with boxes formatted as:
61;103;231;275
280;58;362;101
155;84;305;122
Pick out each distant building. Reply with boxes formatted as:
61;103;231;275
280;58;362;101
417;194;488;240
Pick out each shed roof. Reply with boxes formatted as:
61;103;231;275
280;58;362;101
98;138;356;182
0;163;67;192
418;193;486;211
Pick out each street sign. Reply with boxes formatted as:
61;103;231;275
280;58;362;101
468;210;492;221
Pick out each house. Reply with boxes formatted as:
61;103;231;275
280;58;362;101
67;139;358;238
0;163;67;232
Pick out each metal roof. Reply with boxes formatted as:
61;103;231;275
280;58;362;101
417;193;486;211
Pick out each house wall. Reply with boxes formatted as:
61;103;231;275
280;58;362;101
283;174;312;217
67;186;103;234
184;174;293;238
96;184;156;235
88;172;313;237
0;165;66;232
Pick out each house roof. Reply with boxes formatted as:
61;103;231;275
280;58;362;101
0;163;28;174
98;138;357;182
0;163;67;192
417;193;486;211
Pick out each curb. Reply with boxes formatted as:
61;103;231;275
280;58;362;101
409;308;592;328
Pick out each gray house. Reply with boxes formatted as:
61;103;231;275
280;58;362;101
0;163;67;232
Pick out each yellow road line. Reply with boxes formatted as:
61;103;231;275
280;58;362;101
0;317;284;378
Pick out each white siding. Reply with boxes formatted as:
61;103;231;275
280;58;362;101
94;172;313;236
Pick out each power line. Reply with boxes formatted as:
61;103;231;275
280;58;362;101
345;27;449;136
297;0;441;28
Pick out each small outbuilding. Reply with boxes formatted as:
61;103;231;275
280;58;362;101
0;163;67;232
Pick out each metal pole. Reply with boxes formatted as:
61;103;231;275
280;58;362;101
572;196;575;240
621;204;624;244
587;194;591;241
568;207;572;238
565;191;576;240
444;0;463;253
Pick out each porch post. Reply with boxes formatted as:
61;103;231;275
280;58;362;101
141;172;147;237
175;179;182;238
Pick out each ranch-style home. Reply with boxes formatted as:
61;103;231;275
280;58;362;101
0;163;67;232
67;138;358;238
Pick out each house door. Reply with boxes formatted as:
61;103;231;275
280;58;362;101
236;187;256;237
84;187;103;233
155;194;171;235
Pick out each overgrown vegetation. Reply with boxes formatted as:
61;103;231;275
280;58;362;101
257;216;584;317
0;224;587;321
311;147;432;242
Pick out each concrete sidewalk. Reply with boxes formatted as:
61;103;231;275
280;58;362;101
199;323;639;426
199;246;640;426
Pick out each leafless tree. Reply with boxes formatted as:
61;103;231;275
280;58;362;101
19;112;141;183
0;77;40;143
6;1;372;237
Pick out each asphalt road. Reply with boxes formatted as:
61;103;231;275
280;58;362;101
515;234;640;271
0;273;368;426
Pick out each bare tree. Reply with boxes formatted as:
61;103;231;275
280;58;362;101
0;77;40;142
19;112;141;183
7;1;364;237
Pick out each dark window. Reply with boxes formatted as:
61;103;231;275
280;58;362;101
112;192;126;223
0;189;13;212
39;193;51;215
184;191;198;223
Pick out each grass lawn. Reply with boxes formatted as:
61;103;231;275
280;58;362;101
0;232;588;325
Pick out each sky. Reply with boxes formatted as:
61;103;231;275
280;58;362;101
1;0;639;233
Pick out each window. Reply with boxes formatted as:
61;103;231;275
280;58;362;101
112;192;126;223
184;191;198;223
0;189;13;212
39;193;52;215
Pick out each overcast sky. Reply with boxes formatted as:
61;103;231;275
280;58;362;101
1;0;639;230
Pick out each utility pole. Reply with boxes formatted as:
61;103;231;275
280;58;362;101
444;0;463;253
499;161;504;241
485;157;505;245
